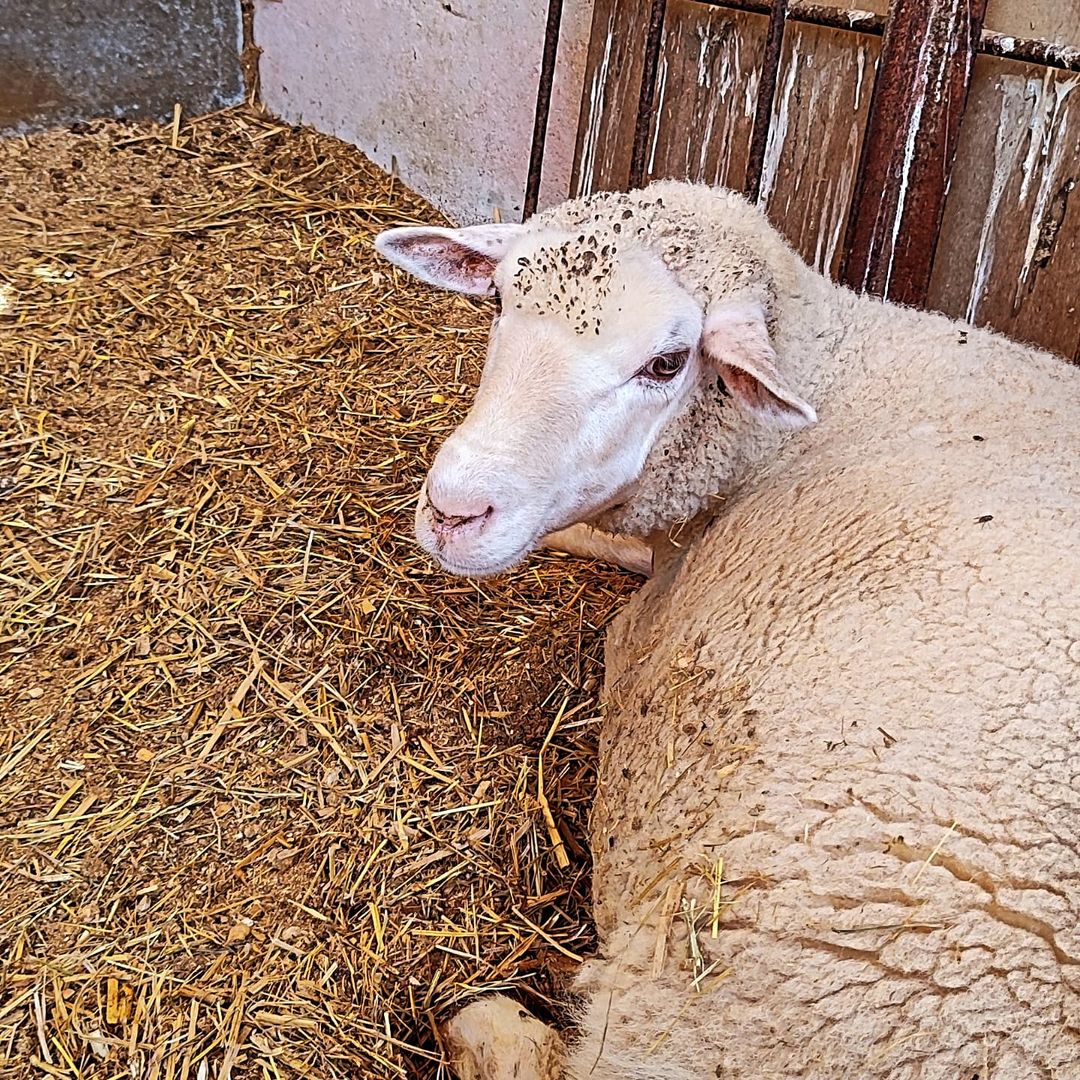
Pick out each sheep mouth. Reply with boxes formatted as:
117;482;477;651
432;537;539;579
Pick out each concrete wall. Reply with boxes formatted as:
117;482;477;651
0;0;245;135
255;0;594;225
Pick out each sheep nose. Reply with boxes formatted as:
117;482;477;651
426;493;495;533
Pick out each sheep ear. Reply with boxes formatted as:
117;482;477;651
702;299;816;430
373;223;525;296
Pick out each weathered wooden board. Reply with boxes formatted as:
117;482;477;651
840;0;989;306
983;0;1080;43
639;1;768;189
927;56;1080;360
573;0;652;195
759;22;881;277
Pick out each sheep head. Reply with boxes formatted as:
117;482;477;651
375;196;815;578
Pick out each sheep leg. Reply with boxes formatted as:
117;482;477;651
442;995;566;1080
541;523;654;577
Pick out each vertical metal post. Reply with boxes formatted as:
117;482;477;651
628;0;668;189
744;0;789;203
524;0;565;219
840;0;988;305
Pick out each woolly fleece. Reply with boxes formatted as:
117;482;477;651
449;182;1080;1080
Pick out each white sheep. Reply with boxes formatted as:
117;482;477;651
375;182;1080;1079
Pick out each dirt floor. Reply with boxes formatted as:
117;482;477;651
0;108;635;1078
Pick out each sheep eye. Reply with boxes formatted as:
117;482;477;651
640;350;688;382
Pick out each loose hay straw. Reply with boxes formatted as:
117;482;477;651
0;107;636;1078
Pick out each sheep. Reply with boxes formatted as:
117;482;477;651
375;182;1080;1078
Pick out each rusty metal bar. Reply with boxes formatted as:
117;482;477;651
704;0;883;36
979;31;1080;73
524;0;565;218
744;0;789;203
628;0;668;188
840;0;988;305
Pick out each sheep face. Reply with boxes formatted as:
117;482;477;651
375;218;815;577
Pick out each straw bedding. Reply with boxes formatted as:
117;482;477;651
0;107;635;1078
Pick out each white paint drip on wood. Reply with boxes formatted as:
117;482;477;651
708;28;738;183
963;70;1078;321
813;178;832;271
579;14;616;197
882;48;928;293
881;11;950;295
845;6;880;28
1019;75;1078;286
688;24;727;180
648;53;669;179
744;59;759;121
854;45;866;111
882;4;963;296
810;43;870;274
759;44;798;206
1018;70;1054;207
723;30;745;185
822;145;852;273
700;95;718;178
697;25;712;89
967;77;1028;323
707;26;746;188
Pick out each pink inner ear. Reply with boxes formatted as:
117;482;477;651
399;236;497;293
704;302;816;428
720;364;779;413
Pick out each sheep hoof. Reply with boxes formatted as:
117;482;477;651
542;523;654;577
442;995;566;1080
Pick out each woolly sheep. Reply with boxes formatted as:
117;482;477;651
376;182;1080;1078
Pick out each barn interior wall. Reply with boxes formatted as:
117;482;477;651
254;0;596;225
0;0;245;135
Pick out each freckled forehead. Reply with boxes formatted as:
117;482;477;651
501;230;624;337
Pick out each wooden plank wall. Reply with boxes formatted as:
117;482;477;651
758;23;880;279
639;1;767;192
929;56;1080;361
571;1;1080;361
574;3;880;277
573;0;651;194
